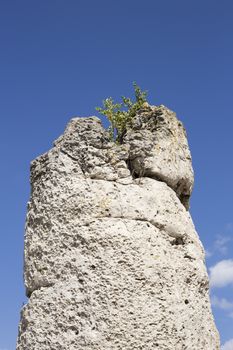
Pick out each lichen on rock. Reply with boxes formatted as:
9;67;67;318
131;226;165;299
17;105;220;350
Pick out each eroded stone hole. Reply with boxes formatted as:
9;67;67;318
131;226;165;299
171;237;185;246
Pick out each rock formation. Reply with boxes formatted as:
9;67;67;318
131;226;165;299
17;105;220;349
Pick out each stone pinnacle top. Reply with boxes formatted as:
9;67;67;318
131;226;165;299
33;104;194;208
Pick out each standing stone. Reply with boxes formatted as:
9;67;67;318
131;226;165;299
17;105;220;349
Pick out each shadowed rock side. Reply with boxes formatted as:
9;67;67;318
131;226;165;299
17;105;220;349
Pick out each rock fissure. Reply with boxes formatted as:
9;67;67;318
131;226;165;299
94;214;183;240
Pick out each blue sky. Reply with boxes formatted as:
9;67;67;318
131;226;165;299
0;0;232;348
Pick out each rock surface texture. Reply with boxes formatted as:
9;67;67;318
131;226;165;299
17;105;220;349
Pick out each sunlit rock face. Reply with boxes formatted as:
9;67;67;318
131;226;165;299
17;105;220;350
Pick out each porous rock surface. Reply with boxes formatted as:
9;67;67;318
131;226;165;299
17;105;220;349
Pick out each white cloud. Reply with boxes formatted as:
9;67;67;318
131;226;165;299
222;338;233;350
214;235;232;255
211;295;233;310
209;259;233;288
206;234;232;258
205;249;213;258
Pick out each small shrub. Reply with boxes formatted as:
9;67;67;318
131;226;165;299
96;82;148;143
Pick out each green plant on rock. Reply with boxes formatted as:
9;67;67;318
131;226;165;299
96;82;148;143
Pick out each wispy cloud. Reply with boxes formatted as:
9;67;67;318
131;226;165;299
206;234;233;258
211;295;233;319
222;338;233;350
214;235;232;255
209;259;233;288
211;295;233;311
205;248;213;258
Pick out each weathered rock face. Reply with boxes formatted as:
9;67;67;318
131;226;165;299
17;105;220;349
